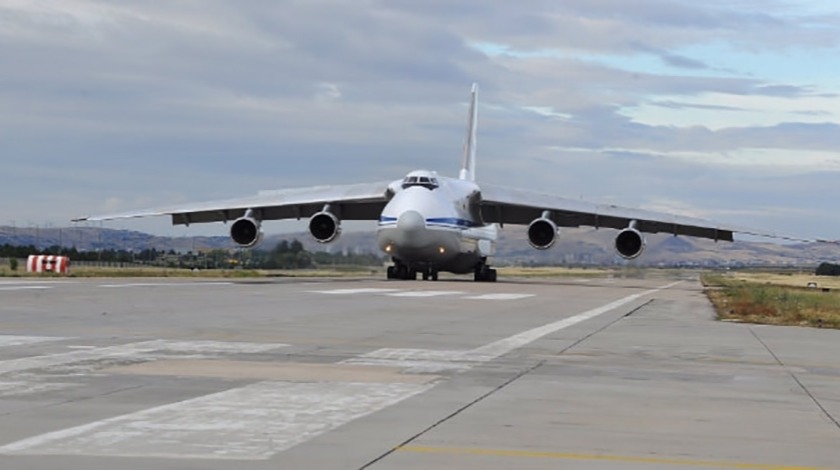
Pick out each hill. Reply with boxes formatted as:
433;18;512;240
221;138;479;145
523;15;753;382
0;225;835;268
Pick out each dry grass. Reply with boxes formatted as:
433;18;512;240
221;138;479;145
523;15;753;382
0;265;383;279
723;271;840;290
702;272;840;329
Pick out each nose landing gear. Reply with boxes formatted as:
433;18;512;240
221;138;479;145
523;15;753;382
386;259;438;281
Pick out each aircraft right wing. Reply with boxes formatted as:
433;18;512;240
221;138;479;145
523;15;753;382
73;181;394;225
477;183;810;243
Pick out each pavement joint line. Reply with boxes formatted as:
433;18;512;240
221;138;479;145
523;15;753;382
749;328;840;433
357;282;679;469
395;445;827;470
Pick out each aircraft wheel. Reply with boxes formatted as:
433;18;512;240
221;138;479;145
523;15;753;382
431;270;439;281
474;265;497;282
422;271;430;281
386;266;396;280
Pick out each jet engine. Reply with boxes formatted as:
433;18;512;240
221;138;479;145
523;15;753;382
230;216;263;248
615;227;646;260
527;217;558;250
309;211;341;243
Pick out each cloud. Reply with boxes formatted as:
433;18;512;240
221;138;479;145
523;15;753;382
0;0;838;240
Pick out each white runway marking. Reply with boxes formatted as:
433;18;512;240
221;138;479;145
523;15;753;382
0;381;78;397
0;286;52;291
99;282;234;288
464;293;534;300
348;282;682;372
468;282;680;360
344;348;477;373
0;340;287;376
386;290;463;298
311;288;534;300
0;381;433;460
0;335;68;348
310;288;400;295
0;281;72;285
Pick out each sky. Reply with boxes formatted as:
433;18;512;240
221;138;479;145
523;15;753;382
1;0;839;241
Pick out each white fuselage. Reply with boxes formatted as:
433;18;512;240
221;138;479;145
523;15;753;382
376;175;497;274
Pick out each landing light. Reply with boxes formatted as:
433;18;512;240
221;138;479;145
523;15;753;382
438;246;446;254
385;245;393;253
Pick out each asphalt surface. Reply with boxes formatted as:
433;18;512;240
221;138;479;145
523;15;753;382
0;274;837;469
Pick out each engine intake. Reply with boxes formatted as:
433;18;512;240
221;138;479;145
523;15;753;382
527;217;558;250
615;227;646;260
309;211;341;243
230;216;263;248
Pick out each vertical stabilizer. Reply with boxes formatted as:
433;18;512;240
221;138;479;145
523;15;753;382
459;83;478;181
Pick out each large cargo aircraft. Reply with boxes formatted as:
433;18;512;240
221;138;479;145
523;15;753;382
74;84;795;282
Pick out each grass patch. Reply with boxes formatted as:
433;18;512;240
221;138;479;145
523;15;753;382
0;265;384;279
701;272;840;329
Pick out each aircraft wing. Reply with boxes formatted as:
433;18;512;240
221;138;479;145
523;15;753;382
477;183;807;242
73;181;394;225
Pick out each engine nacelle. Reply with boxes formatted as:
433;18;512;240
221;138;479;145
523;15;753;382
230;216;263;248
527;217;558;250
309;211;341;243
615;227;646;260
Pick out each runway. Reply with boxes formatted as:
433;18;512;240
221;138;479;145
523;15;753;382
0;275;837;469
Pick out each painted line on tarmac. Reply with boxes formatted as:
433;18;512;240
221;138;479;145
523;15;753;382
98;282;234;288
397;445;824;470
386;290;463;298
463;293;534;300
309;288;400;295
0;286;52;291
0;335;69;348
0;280;76;285
0;339;287;376
467;282;680;361
0;381;433;460
347;281;681;371
311;288;534;300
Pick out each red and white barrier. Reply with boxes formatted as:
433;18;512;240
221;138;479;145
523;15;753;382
26;255;70;274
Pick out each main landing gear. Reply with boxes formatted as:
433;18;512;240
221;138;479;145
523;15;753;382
386;258;496;282
386;260;438;281
474;259;497;283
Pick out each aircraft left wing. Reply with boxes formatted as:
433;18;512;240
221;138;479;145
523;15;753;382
73;181;394;225
477;183;808;242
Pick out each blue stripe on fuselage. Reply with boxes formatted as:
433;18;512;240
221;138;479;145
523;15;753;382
425;217;480;228
378;216;479;229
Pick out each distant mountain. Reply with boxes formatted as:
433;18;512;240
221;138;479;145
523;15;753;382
1;225;836;267
0;226;231;252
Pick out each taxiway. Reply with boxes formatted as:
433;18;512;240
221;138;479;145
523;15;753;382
0;275;837;469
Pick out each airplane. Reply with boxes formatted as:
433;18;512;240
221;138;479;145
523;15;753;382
73;83;799;282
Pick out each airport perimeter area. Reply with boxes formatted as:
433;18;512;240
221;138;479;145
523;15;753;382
0;275;838;469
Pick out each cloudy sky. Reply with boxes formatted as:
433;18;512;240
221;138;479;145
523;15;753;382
2;0;839;240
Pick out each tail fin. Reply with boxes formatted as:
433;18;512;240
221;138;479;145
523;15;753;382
459;83;478;181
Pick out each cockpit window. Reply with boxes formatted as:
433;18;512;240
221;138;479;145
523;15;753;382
402;174;438;190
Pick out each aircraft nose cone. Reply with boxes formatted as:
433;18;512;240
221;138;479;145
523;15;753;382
397;210;425;233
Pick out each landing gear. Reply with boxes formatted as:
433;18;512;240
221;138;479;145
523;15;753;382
474;260;497;283
387;259;437;281
387;263;414;280
421;268;439;281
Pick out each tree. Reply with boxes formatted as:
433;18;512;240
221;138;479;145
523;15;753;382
816;262;840;276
